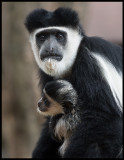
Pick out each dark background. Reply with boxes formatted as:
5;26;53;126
2;2;122;158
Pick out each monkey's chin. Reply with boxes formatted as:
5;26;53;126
40;58;69;77
45;59;56;70
37;107;50;116
37;106;64;117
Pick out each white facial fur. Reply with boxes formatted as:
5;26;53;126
29;26;83;77
92;52;122;112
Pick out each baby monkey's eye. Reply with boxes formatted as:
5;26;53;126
43;96;50;106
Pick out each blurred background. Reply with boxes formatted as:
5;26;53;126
2;2;122;158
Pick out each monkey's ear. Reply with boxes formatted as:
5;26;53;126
63;101;74;114
54;7;80;28
24;8;48;33
63;100;74;108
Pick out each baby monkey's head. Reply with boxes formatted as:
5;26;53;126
37;80;78;116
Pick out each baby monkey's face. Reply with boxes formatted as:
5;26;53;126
37;89;64;116
37;80;78;116
37;94;50;112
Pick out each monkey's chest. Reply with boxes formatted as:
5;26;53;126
49;115;72;139
55;118;72;156
49;115;72;156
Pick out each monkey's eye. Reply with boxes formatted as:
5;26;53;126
56;32;64;41
39;35;46;41
36;33;46;42
43;97;50;106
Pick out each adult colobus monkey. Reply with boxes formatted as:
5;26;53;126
25;7;123;158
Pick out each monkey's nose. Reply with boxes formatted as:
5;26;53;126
50;48;54;53
45;47;54;53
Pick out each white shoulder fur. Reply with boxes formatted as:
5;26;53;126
92;52;122;112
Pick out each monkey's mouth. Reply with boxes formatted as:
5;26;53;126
41;55;63;61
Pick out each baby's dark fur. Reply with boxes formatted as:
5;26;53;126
25;7;123;158
37;80;81;157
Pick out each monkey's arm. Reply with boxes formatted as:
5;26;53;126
32;118;61;158
63;111;122;158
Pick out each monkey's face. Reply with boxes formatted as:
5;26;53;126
30;27;82;77
36;29;66;62
37;89;64;116
37;80;78;116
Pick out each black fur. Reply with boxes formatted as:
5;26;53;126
33;37;123;158
25;8;123;158
25;7;83;34
32;117;61;158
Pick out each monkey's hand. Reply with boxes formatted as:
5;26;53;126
37;80;78;116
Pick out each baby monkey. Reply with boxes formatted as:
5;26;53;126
37;80;80;156
37;80;78;116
